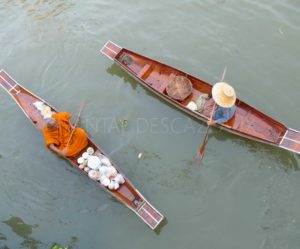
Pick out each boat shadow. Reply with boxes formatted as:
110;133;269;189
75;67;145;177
106;64;139;90
154;217;168;235
208;127;299;171
105;64;299;171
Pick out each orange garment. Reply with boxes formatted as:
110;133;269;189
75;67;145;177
43;112;88;157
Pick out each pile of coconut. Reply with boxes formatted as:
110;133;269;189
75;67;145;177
77;147;125;190
33;101;54;119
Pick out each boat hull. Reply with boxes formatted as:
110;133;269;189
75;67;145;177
101;41;300;155
0;69;164;230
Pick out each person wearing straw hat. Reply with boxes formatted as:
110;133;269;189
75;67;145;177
207;82;237;126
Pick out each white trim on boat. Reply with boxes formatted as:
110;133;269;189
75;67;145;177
141;204;160;222
100;41;122;61
288;128;300;133
135;189;164;221
0;70;41;119
279;130;288;145
108;40;121;49
0;75;20;94
282;136;300;144
134;189;164;229
106;46;118;54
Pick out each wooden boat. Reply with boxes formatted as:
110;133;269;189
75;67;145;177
0;69;164;230
101;41;300;155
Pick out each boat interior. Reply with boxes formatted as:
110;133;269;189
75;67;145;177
1;69;165;229
115;50;287;144
0;69;142;210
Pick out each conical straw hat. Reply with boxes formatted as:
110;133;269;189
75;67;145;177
212;82;236;108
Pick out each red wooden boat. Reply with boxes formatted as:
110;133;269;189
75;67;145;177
0;69;164;230
101;41;300;155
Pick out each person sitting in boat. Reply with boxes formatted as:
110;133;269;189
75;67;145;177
206;82;236;126
43;112;88;157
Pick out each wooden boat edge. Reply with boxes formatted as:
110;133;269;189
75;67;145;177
0;69;164;230
100;42;300;155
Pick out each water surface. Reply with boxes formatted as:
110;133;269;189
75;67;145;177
1;0;300;248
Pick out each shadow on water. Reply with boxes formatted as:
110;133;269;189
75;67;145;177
1;216;79;249
105;64;299;171
209;128;299;171
106;64;138;90
154;217;168;235
0;232;7;241
2;216;41;249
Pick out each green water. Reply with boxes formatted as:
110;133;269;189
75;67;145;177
1;0;300;248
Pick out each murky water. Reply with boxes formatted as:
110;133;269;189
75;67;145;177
1;0;300;248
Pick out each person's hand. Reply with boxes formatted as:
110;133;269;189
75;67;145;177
207;120;217;126
60;148;67;157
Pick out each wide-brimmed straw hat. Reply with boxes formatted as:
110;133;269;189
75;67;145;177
212;82;236;108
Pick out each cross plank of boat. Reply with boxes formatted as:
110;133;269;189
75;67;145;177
0;69;164;231
101;41;300;155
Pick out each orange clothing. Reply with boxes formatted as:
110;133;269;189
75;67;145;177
43;112;88;157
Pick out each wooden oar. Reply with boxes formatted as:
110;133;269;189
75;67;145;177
196;102;216;159
64;101;85;154
196;67;227;161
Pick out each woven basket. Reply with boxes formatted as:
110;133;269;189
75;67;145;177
166;75;192;101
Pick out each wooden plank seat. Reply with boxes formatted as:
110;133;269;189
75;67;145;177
137;64;153;80
159;73;175;92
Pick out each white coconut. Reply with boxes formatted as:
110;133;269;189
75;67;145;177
108;181;116;190
110;167;118;177
33;101;44;110
114;174;125;184
99;166;107;175
106;166;117;178
98;154;106;160
77;157;85;164
101;157;112;167
43;111;53;119
87;147;95;155
87;156;101;169
88;170;100;180
187;101;197;111
82;152;90;160
100;176;110;187
114;182;120;190
41;106;52;118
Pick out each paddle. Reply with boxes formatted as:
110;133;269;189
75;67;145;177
64;101;86;155
196;103;216;159
196;67;227;161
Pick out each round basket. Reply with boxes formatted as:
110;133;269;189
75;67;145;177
166;75;192;101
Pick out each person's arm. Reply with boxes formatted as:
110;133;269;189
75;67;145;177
207;108;229;125
214;107;236;124
48;144;67;157
214;116;230;124
207;119;217;126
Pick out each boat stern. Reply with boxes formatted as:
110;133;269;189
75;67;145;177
133;190;164;230
279;128;300;155
101;41;122;60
